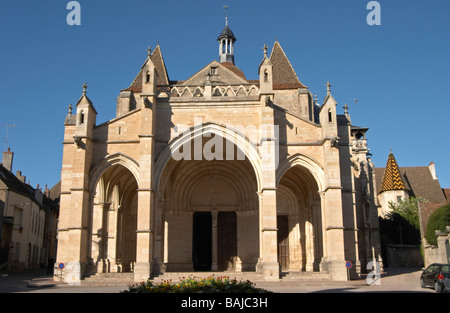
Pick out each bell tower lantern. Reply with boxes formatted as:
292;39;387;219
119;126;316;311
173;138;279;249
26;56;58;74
217;15;237;64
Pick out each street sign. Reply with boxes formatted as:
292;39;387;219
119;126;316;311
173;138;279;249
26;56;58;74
346;261;352;268
58;263;65;270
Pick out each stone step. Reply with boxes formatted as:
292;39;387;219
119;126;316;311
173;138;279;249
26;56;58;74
280;271;331;281
81;272;134;287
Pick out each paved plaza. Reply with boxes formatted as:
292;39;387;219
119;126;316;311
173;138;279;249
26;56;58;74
0;267;438;293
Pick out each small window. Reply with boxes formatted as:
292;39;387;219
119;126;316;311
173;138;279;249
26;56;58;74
328;109;332;123
79;110;85;124
264;69;269;83
146;71;151;83
210;67;218;75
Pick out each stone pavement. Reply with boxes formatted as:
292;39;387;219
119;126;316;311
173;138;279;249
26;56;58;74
0;267;439;293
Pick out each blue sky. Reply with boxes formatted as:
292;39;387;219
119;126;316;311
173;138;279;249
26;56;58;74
0;0;449;190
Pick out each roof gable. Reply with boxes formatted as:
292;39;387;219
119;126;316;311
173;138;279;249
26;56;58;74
181;60;248;86
124;44;170;92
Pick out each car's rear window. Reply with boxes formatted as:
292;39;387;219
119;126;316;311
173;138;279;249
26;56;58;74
441;265;450;274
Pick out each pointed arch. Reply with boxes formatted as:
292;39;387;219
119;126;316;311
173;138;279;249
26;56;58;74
89;153;140;194
154;122;263;193
276;153;325;192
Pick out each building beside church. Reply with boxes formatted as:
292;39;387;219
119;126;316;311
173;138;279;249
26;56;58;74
56;20;383;283
0;149;59;272
375;151;447;216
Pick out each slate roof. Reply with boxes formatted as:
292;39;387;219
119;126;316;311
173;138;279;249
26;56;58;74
217;25;236;42
269;41;306;90
0;164;59;211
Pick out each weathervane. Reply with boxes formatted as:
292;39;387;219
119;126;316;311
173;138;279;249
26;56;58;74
224;5;229;25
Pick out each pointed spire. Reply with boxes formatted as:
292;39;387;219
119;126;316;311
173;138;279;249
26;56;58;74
269;41;306;89
379;151;406;193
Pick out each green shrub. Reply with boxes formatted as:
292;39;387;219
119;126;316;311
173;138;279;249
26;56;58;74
121;275;271;293
425;203;450;246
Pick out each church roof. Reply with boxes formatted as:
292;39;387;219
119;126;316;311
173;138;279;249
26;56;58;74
123;44;170;92
269;41;306;90
378;152;406;193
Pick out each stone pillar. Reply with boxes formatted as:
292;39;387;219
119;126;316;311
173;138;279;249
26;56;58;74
305;207;314;272
436;229;450;264
320;188;348;281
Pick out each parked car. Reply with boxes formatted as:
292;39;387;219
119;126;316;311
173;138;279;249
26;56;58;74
420;263;450;293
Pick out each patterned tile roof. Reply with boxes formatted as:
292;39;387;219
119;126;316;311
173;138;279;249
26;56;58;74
379;152;406;193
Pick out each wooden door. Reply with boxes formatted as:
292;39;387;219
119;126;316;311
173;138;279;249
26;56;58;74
218;212;237;271
277;215;289;271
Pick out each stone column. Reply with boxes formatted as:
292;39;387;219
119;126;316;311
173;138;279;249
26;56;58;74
321;188;347;281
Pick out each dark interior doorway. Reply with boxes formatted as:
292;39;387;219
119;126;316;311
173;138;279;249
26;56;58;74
218;211;237;271
192;212;212;271
277;215;289;271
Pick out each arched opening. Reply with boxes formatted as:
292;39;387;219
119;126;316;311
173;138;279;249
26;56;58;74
89;164;138;273
154;129;260;273
276;160;324;273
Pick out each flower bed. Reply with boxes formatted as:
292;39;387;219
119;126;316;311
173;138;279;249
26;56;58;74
122;275;271;293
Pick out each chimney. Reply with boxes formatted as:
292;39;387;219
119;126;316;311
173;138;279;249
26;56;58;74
16;170;26;183
428;162;437;180
2;148;14;172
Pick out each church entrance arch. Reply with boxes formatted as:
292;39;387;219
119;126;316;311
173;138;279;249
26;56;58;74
155;125;261;273
276;154;324;272
88;160;139;274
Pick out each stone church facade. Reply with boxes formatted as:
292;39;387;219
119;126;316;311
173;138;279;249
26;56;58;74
56;22;382;283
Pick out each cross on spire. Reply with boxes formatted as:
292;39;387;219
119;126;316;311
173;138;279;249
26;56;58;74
326;81;332;94
82;82;88;95
147;46;152;57
263;44;268;57
343;103;349;115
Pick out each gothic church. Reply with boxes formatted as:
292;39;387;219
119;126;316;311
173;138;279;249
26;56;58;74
56;20;382;283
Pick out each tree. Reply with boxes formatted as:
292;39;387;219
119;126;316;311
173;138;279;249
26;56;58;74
425;203;450;246
387;197;428;231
